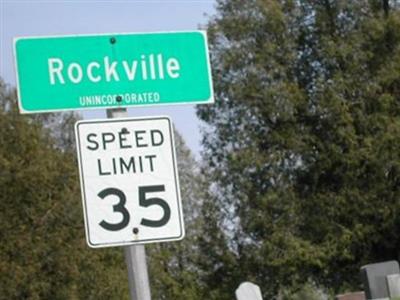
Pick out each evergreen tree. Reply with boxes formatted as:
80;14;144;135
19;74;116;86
0;80;129;299
198;0;400;297
148;131;209;300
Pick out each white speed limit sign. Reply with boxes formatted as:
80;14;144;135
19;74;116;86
75;116;184;248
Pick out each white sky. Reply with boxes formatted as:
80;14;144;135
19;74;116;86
0;0;216;158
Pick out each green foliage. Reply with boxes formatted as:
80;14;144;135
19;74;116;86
0;80;128;299
278;281;329;300
198;0;400;298
148;132;210;300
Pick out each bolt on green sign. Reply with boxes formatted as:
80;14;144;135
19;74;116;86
14;31;214;113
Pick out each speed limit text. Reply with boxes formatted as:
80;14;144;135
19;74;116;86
85;128;165;176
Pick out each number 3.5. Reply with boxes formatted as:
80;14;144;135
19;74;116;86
97;185;171;231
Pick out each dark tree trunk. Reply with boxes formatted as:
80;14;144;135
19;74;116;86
383;0;390;17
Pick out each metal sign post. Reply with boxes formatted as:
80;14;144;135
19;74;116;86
124;245;151;300
108;107;151;300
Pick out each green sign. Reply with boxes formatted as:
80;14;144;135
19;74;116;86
14;31;213;113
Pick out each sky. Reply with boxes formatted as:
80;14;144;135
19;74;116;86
0;0;217;158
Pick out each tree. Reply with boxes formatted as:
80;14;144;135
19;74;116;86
0;79;129;299
198;0;400;297
148;131;211;300
278;281;330;300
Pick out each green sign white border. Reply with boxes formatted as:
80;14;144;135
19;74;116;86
13;30;214;114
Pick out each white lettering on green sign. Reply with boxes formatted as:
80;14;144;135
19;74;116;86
14;31;214;113
48;54;180;85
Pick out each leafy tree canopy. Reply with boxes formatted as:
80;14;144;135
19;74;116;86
0;79;130;299
198;0;400;298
